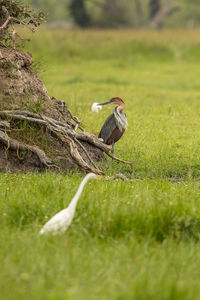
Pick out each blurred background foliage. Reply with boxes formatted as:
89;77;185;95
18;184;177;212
22;0;200;29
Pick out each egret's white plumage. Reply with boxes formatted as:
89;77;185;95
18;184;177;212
91;102;102;113
40;173;101;235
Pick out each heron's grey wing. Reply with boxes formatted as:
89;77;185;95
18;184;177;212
98;113;116;144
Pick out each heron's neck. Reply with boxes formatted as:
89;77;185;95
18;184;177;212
68;176;90;211
117;102;125;113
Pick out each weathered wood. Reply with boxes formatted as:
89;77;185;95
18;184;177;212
56;133;104;175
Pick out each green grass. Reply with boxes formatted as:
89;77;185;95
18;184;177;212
2;29;200;299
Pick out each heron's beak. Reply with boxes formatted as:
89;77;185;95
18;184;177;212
97;101;111;106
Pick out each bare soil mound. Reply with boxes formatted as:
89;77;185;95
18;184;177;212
0;46;108;174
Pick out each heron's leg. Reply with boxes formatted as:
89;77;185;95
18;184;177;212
111;141;114;155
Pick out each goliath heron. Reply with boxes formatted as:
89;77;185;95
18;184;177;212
97;97;128;154
40;173;102;235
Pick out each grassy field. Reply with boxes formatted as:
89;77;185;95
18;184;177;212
1;29;200;299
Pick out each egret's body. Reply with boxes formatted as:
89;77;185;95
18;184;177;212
97;97;128;154
40;173;100;235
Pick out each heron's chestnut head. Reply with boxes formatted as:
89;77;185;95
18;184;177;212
98;97;125;106
109;97;124;105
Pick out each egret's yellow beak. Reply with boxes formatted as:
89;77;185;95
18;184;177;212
96;175;103;179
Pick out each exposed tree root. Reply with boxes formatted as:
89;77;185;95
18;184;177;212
0;130;52;167
73;136;99;170
0;110;133;174
56;133;104;175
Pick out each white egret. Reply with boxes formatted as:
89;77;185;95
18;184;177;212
39;173;102;235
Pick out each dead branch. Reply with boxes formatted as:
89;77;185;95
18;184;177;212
53;99;84;131
0;11;11;30
7;110;43;119
0;120;10;130
4;113;47;125
70;131;111;152
0;3;45;49
0;6;36;32
65;107;84;131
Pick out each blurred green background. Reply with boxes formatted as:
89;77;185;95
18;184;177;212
23;0;200;29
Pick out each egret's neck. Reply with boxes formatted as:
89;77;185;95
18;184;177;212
68;175;90;211
117;102;125;113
